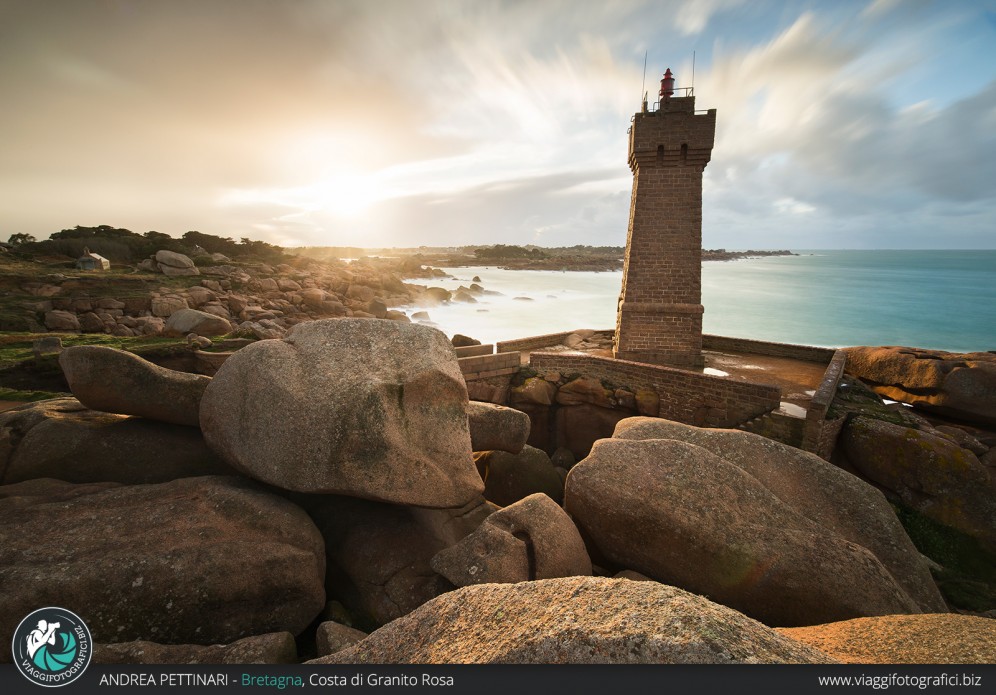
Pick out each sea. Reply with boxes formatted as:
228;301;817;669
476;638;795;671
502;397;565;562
400;250;996;353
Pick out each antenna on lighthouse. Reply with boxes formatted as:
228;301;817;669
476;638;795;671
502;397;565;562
691;50;696;96
641;50;648;111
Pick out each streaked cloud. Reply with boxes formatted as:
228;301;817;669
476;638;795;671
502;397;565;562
0;0;993;249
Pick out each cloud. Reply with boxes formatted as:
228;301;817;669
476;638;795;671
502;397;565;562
0;0;993;249
674;0;745;35
696;9;996;248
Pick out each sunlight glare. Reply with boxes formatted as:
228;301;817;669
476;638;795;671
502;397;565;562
218;173;385;220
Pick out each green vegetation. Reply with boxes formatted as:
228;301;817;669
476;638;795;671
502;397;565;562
0;387;63;402
828;376;923;427
892;502;996;611
0;333;185;366
14;225;289;264
474;245;549;261
509;366;538;386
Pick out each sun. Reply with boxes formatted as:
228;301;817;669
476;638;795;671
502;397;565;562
309;175;383;219
217;172;385;221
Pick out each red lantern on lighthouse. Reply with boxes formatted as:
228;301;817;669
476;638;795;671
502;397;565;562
660;68;675;99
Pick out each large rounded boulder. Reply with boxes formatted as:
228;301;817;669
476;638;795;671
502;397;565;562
611;417;945;613
59;346;210;427
311;577;835;664
844;346;996;427
840;415;996;550
0;397;234;485
0;476;325;660
565;438;921;627
200;319;483;507
431;493;591;586
778;614;996;664
473;445;564;506
466;401;530;454
294;493;494;628
164;308;232;337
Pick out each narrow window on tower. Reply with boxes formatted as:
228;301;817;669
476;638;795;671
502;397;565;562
657;144;664;166
681;143;688;163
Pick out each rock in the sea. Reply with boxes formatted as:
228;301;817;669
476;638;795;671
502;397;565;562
778;614;996;664
841;415;996;550
422;287;451;305
94;632;298;665
0;476;325;659
474;445;564;506
164;308;232;337
844;346;996;427
565;438;921;627
467;401;530;453
315;622;368;658
200;319;483;507
295;493;493;627
611;417;946;613
311;577;835;664
431;493;591;586
59;345;210;426
0;397;234;485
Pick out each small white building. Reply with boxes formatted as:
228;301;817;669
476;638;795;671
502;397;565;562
75;247;111;271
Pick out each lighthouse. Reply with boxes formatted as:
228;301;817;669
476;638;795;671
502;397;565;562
614;69;716;369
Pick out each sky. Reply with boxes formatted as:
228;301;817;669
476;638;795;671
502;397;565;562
1;0;995;250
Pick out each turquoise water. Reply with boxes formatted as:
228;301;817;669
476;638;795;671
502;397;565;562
702;251;996;351
405;251;995;352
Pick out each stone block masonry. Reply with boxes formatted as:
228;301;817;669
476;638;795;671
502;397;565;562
801;349;848;459
703;335;836;363
459;351;520;382
530;352;780;429
454;344;494;358
615;96;716;369
496;332;584;354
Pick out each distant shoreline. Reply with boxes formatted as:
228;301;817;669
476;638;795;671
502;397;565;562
441;249;798;272
290;246;798;272
702;249;797;262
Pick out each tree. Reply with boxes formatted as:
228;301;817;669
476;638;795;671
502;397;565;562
183;230;239;256
7;233;36;246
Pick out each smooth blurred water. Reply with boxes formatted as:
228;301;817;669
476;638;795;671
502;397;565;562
401;251;995;352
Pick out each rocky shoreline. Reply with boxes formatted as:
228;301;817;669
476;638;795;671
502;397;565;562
1;320;994;665
703;248;797;262
10;250;442;340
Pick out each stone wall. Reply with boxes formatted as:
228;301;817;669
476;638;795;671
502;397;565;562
801;349;848;459
496;332;587;354
739;410;807;446
458;352;519;382
529;352;780;429
454;344;494;358
703;335;836;363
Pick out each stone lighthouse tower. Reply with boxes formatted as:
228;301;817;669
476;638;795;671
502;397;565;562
614;69;716;369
